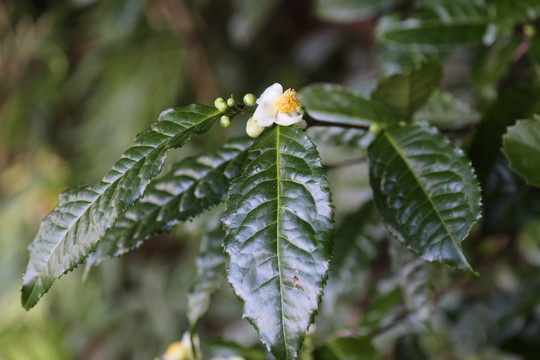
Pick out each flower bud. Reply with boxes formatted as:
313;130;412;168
246;117;265;138
214;97;228;112
227;95;236;107
243;93;256;106
220;115;231;128
369;123;382;136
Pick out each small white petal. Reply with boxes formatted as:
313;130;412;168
274;112;303;126
246;117;265;138
253;103;277;127
256;83;283;106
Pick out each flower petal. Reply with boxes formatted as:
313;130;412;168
256;83;283;106
275;112;303;126
253;103;277;127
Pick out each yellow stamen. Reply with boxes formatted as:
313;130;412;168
275;88;301;113
164;341;183;355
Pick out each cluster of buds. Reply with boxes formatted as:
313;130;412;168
214;93;256;129
213;83;304;138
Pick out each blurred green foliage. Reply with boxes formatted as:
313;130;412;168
3;0;540;359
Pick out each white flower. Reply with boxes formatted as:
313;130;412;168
252;83;303;127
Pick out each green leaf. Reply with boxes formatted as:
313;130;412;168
223;125;334;359
376;12;489;48
85;137;253;269
299;83;399;126
314;337;382;360
368;125;481;273
314;0;397;23
502;119;540;188
21;105;219;310
468;79;540;181
390;242;444;326
187;227;227;330
414;89;480;129
371;62;442;120
419;0;490;21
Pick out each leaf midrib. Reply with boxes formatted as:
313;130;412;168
275;125;290;359
382;130;471;270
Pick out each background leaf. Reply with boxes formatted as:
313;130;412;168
496;0;540;33
468;79;540;181
223;125;334;359
313;337;382;360
21;105;219;310
299;83;399;126
502;119;540;188
326;201;385;302
85;137;252;269
414;89;480;129
314;0;397;23
187;227;227;330
371;62;442;120
376;10;489;48
368;125;481;272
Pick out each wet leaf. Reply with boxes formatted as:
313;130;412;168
223;125;334;359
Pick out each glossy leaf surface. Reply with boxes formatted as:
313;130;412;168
314;337;382;360
368;125;481;273
299;83;398;126
502;119;540;188
187;227;227;330
371;62;442;120
86;137;252;268
21;105;219;310
223;125;334;359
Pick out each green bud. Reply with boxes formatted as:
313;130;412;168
369;123;382;136
246;117;265;138
243;93;256;106
214;97;228;112
220;115;231;128
227;95;236;107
